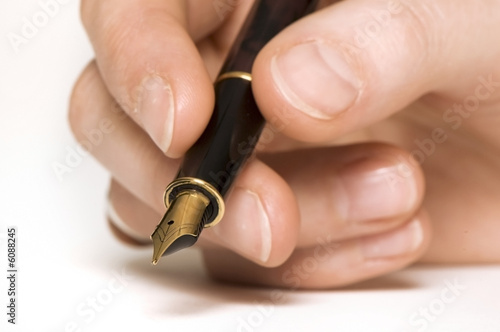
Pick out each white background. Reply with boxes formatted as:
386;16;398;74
1;1;500;331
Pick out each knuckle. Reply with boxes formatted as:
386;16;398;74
80;0;140;60
359;1;443;70
396;2;444;64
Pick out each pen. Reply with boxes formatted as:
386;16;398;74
151;0;319;265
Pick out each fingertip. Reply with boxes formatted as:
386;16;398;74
337;143;427;223
142;71;215;159
202;159;299;267
203;209;433;289
360;210;432;264
244;160;300;267
411;209;433;260
122;24;216;159
252;0;446;143
82;0;216;159
252;7;365;143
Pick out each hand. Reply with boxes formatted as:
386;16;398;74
70;0;500;289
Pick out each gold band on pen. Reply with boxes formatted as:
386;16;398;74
216;71;253;84
163;177;225;228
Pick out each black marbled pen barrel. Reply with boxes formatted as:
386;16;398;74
151;0;319;264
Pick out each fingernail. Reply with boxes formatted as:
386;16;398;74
337;159;418;222
213;188;272;264
137;75;175;153
271;41;360;120
361;217;423;259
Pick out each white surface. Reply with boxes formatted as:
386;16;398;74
1;1;500;331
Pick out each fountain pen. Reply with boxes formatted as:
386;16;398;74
151;0;319;265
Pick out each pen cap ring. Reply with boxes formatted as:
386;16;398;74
163;177;225;228
216;71;252;84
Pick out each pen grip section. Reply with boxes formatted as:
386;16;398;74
179;78;264;196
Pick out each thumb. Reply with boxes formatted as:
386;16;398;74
252;0;499;142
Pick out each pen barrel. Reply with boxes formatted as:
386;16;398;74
152;0;321;261
178;0;319;198
179;77;264;196
221;0;320;73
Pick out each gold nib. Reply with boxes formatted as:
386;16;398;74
151;190;210;265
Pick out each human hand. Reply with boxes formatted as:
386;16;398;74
70;0;500;289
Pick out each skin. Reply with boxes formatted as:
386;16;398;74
69;0;500;289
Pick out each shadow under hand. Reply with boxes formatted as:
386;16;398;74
115;250;455;317
125;248;299;316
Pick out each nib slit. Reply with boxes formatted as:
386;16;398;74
150;190;210;265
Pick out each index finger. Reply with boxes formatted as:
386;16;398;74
81;0;225;157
